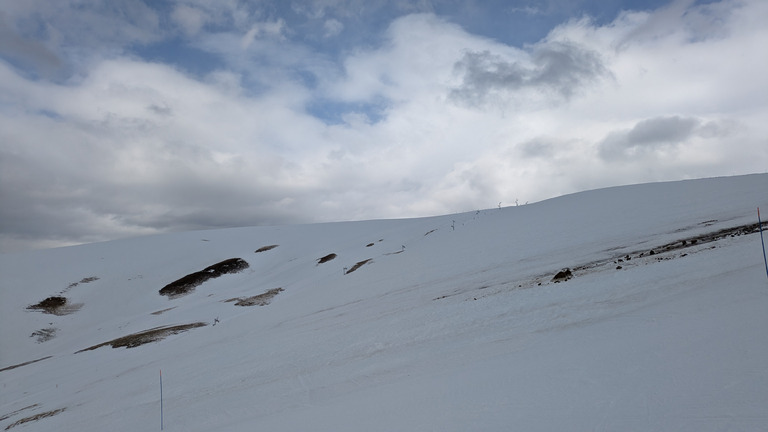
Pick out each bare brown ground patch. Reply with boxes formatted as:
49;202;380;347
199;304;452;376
159;258;250;298
225;287;284;306
4;408;65;430
75;323;207;353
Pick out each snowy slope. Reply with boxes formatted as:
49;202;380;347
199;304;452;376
1;174;768;431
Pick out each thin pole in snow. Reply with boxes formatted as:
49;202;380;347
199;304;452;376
759;208;768;280
160;369;164;430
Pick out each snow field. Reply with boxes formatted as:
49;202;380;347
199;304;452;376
1;173;767;431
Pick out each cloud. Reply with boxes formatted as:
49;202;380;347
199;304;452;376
241;20;287;49
0;13;61;76
518;137;560;159
450;40;608;107
1;0;767;253
616;0;698;47
598;116;701;160
325;13;483;104
0;0;161;79
625;116;700;144
172;5;208;36
0;58;313;248
323;18;344;37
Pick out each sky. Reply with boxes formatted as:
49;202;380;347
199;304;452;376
0;0;766;253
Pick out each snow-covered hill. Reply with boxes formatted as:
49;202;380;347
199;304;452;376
2;174;768;431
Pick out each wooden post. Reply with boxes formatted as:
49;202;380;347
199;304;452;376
160;370;164;430
759;208;768;280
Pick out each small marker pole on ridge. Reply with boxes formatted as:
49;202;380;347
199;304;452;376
160;369;164;430
759;208;768;280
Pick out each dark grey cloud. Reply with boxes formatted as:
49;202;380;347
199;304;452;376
0;144;306;252
450;41;607;106
0;1;160;79
0;13;61;76
598;116;702;160
518;137;558;158
626;116;700;144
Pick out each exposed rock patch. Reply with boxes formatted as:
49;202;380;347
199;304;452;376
4;408;65;430
0;357;52;373
345;259;372;274
225;288;284;306
26;296;82;316
151;307;176;315
0;405;38;423
75;323;207;352
255;245;278;253
29;296;65;310
159;258;250;298
551;268;573;283
317;253;337;264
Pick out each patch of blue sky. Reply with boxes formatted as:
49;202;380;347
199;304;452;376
294;70;319;90
439;0;672;48
306;97;390;126
34;109;64;120
132;39;222;78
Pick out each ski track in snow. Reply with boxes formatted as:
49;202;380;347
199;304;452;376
1;174;768;431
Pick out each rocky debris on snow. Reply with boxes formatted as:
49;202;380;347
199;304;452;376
225;288;284;306
576;222;762;276
75;323;207;352
255;245;278;253
65;276;99;291
657;222;760;253
434;220;765;304
551;268;573;283
159;258;250;298
30;328;57;343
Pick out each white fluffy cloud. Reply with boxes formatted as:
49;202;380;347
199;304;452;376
172;5;209;36
0;0;766;252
